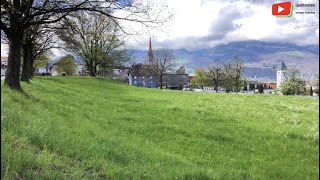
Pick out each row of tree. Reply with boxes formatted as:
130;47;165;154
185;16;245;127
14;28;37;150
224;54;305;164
191;53;245;93
1;0;172;92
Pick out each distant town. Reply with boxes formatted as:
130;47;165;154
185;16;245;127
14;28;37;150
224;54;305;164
1;0;318;179
1;38;319;96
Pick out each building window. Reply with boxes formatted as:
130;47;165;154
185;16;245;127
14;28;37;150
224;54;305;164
142;76;145;79
150;76;152;79
134;80;137;84
134;76;137;79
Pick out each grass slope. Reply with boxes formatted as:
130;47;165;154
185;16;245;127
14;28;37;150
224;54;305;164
1;77;319;179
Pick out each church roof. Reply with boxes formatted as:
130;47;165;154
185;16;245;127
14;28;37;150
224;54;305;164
147;37;153;65
279;61;287;70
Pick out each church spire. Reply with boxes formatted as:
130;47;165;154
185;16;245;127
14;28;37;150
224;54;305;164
279;61;287;70
148;37;153;65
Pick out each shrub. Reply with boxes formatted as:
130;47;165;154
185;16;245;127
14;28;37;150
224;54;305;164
55;55;77;76
258;84;264;94
281;79;306;95
41;73;51;76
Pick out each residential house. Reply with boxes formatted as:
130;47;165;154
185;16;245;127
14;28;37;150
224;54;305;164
34;67;47;74
128;64;158;88
263;82;277;90
48;56;84;76
246;80;259;90
128;71;189;89
162;74;189;90
112;66;130;81
128;38;189;89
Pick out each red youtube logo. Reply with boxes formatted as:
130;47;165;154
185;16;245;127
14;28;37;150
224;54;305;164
272;2;292;16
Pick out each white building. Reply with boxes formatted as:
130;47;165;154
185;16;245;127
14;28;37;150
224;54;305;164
112;66;130;80
48;56;84;76
35;68;47;74
276;61;288;89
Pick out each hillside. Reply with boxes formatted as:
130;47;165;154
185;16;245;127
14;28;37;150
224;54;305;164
1;77;319;179
131;41;319;79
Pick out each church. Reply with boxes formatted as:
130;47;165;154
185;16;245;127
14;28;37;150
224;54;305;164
276;61;288;89
128;38;188;89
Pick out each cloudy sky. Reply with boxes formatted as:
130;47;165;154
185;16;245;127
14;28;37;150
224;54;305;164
121;0;319;50
1;0;319;56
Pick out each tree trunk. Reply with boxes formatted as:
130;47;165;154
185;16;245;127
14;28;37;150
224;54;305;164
89;60;95;76
21;45;31;83
90;69;96;77
29;57;35;79
160;75;163;89
94;61;97;76
28;50;34;79
5;35;23;91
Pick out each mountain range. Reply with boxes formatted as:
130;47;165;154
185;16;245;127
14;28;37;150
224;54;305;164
130;41;319;81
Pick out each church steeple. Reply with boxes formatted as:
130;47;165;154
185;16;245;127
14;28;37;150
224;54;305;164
147;37;153;65
276;61;287;88
279;61;287;70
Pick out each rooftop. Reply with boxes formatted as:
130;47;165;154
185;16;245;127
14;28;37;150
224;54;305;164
279;61;287;70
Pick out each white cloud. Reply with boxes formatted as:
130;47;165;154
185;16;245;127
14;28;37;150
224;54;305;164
124;0;319;49
1;0;319;56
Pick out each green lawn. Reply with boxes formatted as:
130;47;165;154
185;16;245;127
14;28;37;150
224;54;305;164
1;76;319;179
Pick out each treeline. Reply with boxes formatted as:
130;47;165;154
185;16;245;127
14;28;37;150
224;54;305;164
1;0;171;92
191;53;245;93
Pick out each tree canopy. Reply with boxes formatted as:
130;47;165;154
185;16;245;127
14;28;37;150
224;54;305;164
1;0;172;91
55;55;77;76
56;12;128;77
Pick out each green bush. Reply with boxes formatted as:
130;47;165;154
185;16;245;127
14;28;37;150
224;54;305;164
258;84;264;94
281;80;306;95
41;73;51;76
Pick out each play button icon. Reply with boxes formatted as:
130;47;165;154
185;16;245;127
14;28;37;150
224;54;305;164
278;6;285;13
272;2;292;16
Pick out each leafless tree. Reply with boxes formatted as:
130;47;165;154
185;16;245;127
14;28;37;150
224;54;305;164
21;24;57;82
219;53;245;93
1;0;172;91
151;48;175;89
207;60;223;92
222;60;234;93
232;53;245;92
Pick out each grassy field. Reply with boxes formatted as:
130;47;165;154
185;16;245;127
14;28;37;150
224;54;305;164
1;76;319;179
